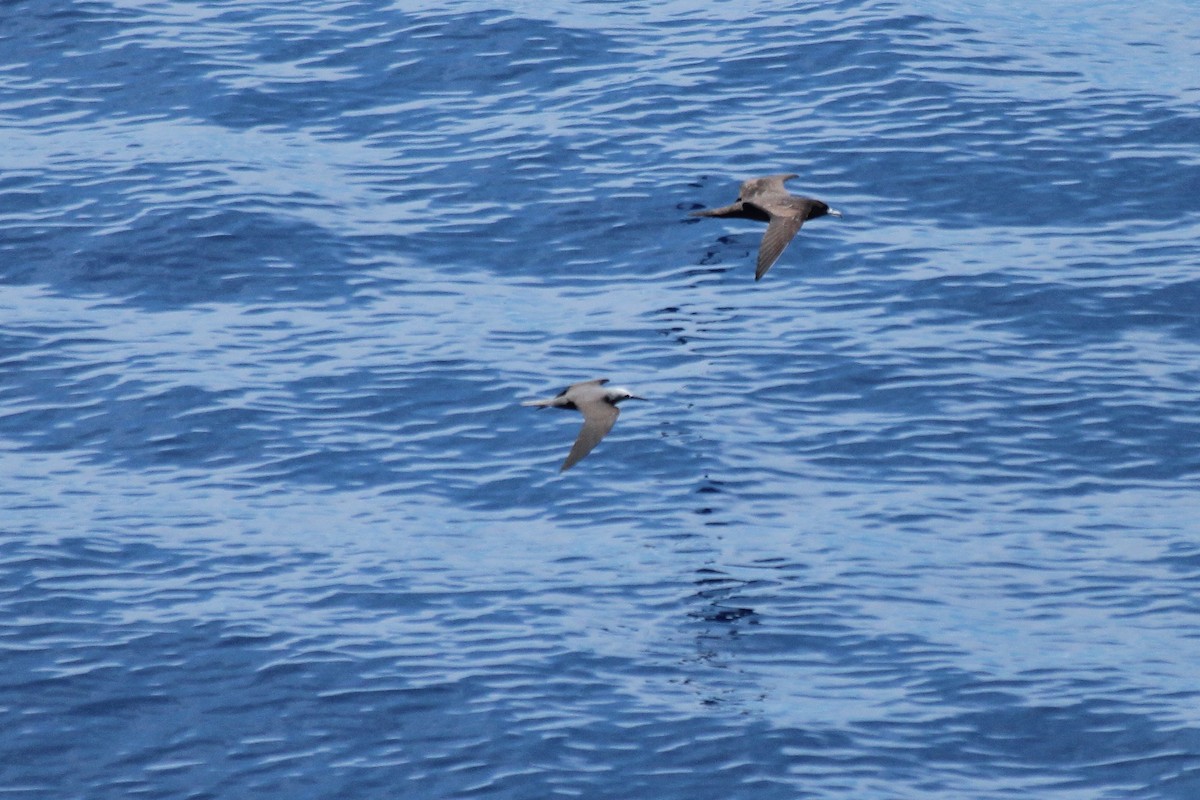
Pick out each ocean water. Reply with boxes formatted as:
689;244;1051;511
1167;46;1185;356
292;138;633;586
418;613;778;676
3;1;1200;798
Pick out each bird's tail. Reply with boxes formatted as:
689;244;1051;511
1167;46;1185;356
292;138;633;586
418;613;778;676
690;202;741;218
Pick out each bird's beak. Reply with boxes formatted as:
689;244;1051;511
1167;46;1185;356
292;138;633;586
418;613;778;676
827;208;843;218
628;395;648;401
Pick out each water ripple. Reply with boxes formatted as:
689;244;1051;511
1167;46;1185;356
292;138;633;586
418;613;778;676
4;1;1200;798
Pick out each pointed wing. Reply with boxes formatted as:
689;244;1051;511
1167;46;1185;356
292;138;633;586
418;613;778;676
553;377;608;402
748;173;798;197
754;211;804;280
561;401;619;472
564;378;608;394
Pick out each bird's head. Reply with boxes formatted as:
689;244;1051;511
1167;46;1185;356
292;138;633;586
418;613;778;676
810;200;843;220
605;387;646;405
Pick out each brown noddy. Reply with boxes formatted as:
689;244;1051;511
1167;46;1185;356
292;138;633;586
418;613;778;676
691;173;841;280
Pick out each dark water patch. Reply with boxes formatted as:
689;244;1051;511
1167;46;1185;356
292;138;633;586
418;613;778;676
2;204;360;308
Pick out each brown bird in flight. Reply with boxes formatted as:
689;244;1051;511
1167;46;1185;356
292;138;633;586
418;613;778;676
522;379;645;472
691;174;841;280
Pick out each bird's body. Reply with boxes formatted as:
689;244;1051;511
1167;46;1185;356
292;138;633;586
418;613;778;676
522;378;644;472
691;174;841;280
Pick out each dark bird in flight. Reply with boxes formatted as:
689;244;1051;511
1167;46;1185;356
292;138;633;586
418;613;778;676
691;174;841;280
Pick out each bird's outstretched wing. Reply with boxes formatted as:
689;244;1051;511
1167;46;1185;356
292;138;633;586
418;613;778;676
755;214;803;280
747;173;797;197
561;378;608;396
744;195;820;280
561;401;619;472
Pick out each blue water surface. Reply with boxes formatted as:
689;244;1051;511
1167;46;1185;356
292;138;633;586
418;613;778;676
3;1;1200;798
